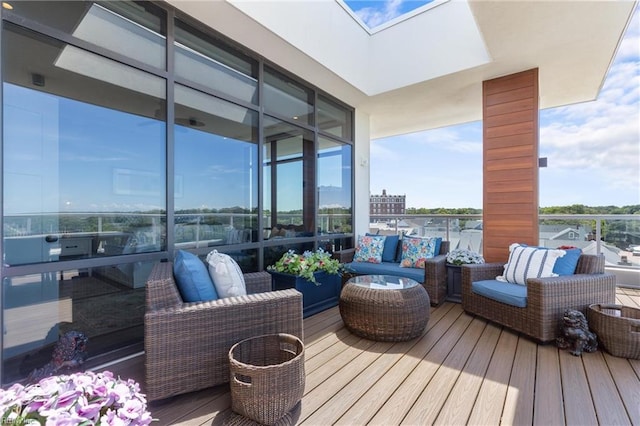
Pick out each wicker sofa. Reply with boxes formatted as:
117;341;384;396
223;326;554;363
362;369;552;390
461;254;616;343
333;240;449;305
144;261;303;401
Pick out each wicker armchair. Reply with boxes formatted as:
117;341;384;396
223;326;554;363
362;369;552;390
461;254;616;343
333;241;449;305
144;261;303;401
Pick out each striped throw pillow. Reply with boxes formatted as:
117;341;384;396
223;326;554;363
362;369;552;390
497;243;565;286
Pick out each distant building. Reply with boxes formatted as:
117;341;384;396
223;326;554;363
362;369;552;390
370;189;405;215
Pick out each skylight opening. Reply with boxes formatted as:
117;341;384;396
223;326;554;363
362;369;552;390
339;0;450;33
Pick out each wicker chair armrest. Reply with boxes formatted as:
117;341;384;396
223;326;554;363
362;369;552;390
244;271;272;294
461;262;505;284
332;248;355;263
525;273;617;309
423;254;446;273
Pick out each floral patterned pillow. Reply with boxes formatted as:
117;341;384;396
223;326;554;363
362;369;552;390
399;236;438;268
353;235;386;264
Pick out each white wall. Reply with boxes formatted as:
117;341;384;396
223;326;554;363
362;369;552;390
354;109;371;238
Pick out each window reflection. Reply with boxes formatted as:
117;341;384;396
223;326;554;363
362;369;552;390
318;96;352;140
263;116;315;239
174;85;259;248
2;25;166;265
175;19;258;104
4;1;166;69
264;66;314;126
318;137;352;234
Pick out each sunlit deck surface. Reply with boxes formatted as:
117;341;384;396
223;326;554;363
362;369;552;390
111;287;640;425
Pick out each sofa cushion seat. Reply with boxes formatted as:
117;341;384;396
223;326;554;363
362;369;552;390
346;261;425;283
471;279;527;308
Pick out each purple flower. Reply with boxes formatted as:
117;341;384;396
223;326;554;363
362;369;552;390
0;371;153;425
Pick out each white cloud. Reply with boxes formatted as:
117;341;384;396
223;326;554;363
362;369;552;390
353;0;405;28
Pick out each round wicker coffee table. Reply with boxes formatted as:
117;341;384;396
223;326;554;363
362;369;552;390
339;275;430;341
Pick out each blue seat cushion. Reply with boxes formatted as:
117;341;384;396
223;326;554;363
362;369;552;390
346;261;424;283
471;279;527;308
173;250;218;302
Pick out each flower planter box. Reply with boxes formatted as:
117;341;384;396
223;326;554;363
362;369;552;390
270;271;342;318
446;264;462;303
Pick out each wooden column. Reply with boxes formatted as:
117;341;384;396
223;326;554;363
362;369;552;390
482;69;539;263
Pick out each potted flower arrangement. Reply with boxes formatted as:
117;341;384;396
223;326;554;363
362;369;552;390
446;249;485;266
445;249;485;303
268;248;346;317
0;370;153;425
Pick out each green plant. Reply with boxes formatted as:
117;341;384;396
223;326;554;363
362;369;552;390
267;248;345;284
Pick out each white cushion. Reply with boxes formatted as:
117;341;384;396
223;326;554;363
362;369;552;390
206;250;247;298
497;243;565;286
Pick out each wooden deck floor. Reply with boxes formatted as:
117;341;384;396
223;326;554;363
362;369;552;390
110;287;640;425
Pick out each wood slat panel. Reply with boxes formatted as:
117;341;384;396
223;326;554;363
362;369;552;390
485;121;534;139
485;98;535;117
485;144;535;161
485;110;535;129
485;86;535;106
484;132;534;149
484;71;536;95
483;69;538;262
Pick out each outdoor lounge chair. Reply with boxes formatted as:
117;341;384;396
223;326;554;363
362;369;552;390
461;254;616;343
144;261;303;401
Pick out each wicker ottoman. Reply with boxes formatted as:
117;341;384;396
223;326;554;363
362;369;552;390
229;333;305;425
339;275;430;341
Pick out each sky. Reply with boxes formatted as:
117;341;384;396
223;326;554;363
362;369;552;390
347;0;640;209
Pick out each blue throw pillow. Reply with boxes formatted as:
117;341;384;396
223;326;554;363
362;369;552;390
511;244;582;277
173;250;218;302
367;233;399;262
434;237;442;256
553;247;582;275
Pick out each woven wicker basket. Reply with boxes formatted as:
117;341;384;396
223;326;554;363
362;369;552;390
229;333;305;425
587;304;640;359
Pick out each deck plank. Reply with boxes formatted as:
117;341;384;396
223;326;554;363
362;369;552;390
114;287;639;426
367;307;473;425
433;322;502;425
401;318;487;425
603;353;640;425
583;352;632;424
502;337;537;426
333;303;461;425
533;345;565;425
559;350;597;425
466;330;518;425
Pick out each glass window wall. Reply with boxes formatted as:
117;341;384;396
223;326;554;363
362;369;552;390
318;137;352;235
2;25;166;266
3;1;166;69
175;19;258;104
263;117;316;240
264;66;314;126
1;0;353;384
174;84;259;249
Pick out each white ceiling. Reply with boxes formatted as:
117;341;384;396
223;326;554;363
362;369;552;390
167;0;636;139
